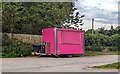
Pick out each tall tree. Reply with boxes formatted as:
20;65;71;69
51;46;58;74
2;2;29;37
61;8;85;30
2;2;73;35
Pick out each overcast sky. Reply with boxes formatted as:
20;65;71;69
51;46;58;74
75;0;119;30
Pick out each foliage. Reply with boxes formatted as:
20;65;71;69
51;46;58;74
84;51;119;56
85;26;120;51
85;46;104;51
85;34;112;46
85;29;95;34
111;34;120;47
94;26;120;36
85;46;118;52
106;46;119;51
2;38;33;58
85;33;119;51
2;33;11;46
2;2;72;35
62;8;85;30
2;2;28;36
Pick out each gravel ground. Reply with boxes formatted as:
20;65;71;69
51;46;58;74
1;55;118;72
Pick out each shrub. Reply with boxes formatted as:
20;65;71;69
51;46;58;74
92;46;105;51
106;46;119;51
2;33;11;46
85;46;119;52
85;34;113;47
2;38;33;58
85;46;93;51
111;34;120;46
85;46;105;51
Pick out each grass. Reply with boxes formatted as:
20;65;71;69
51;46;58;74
93;62;120;69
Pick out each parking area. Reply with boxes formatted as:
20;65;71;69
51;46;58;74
2;55;118;72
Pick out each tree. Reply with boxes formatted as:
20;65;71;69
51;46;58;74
111;34;120;46
86;29;96;34
2;2;29;36
85;33;112;46
85;34;93;46
2;2;73;35
96;25;120;36
115;26;120;34
62;8;85;30
28;2;72;34
97;27;106;34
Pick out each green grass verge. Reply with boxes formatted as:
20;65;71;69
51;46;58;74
93;62;120;69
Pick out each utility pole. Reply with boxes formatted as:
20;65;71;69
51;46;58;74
92;18;94;35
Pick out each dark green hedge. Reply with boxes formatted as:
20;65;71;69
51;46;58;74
2;43;33;58
85;33;119;51
85;46;119;51
2;34;33;58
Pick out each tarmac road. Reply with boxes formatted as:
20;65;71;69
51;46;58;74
2;55;118;72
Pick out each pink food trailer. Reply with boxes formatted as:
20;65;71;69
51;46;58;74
40;28;84;57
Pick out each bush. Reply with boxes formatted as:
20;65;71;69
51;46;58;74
85;46;105;51
2;38;33;58
2;33;11;46
85;33;119;52
85;34;113;46
111;34;120;46
106;46;119;51
93;46;105;51
85;46;119;52
85;46;93;51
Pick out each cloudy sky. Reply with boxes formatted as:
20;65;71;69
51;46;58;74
74;0;119;30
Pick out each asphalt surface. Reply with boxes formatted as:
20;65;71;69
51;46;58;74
2;55;118;72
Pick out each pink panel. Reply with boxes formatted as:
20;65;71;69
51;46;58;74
57;28;84;55
42;28;54;54
61;31;80;44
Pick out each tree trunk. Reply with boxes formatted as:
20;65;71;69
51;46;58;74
10;26;13;39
